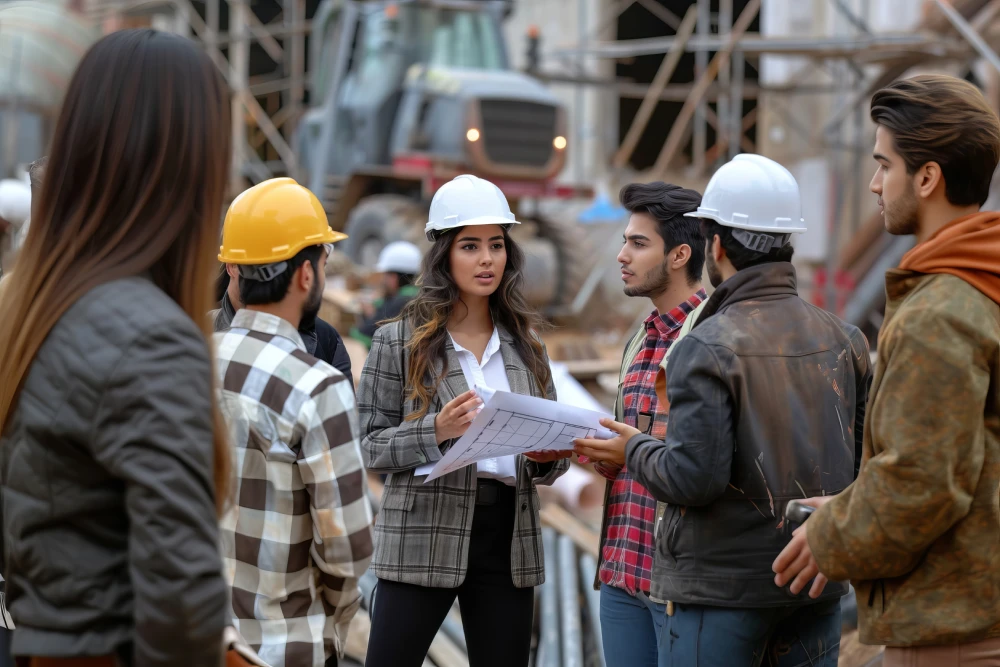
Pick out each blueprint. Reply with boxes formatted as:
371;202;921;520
422;386;614;483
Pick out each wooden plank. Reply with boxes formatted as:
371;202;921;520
540;503;600;558
558;358;622;381
613;5;697;169
652;0;761;178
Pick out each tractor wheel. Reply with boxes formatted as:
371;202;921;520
341;194;428;269
523;213;592;312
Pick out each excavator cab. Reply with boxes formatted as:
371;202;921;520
297;0;587;311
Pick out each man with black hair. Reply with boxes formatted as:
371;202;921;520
214;178;373;667
575;155;871;666
213;262;354;383
581;181;707;667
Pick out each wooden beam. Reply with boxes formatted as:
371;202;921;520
540;504;599;558
613;6;697;169
653;0;761;178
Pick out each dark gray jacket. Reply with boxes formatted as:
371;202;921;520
0;277;227;666
626;262;871;608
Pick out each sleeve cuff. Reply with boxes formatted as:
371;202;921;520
416;413;443;464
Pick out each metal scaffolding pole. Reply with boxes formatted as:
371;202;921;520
286;0;305;140
932;0;1000;73
718;0;732;165
229;0;249;193
729;47;745;160
693;0;710;175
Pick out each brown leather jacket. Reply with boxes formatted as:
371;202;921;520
809;271;1000;647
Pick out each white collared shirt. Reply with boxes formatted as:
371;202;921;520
448;328;518;486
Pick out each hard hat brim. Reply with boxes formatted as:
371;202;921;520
219;228;348;264
424;216;520;242
683;210;806;234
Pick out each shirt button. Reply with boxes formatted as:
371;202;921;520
521;503;528;511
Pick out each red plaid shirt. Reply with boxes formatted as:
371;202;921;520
598;289;707;595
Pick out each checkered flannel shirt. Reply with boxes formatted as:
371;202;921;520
598;289;706;595
215;310;374;667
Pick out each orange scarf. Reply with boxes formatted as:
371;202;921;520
898;211;1000;304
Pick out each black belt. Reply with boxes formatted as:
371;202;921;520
475;478;513;506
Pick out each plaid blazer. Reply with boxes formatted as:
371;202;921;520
358;320;568;589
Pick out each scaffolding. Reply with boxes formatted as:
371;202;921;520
532;0;1000;338
85;0;1000;336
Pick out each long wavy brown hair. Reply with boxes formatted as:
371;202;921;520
0;30;232;513
399;227;550;421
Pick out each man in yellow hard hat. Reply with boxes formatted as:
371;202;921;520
213;178;373;667
212;174;353;382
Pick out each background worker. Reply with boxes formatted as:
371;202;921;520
358;174;569;667
576;154;871;667
351;240;422;347
0;177;31;278
0;29;232;667
215;177;374;667
585;181;706;667
775;74;1000;666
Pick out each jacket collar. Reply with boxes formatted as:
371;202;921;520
430;323;538;405
696;262;799;326
219;292;237;326
230;309;307;352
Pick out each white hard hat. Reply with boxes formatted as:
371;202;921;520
376;241;422;274
425;174;519;241
685;154;806;245
0;179;31;228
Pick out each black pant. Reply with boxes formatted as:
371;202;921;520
365;481;534;667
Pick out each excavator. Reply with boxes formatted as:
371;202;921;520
296;0;593;312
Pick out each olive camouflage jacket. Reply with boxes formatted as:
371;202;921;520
809;271;1000;647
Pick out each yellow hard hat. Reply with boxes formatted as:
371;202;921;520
219;177;348;265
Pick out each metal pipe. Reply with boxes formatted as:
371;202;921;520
547;33;965;60
537;529;561;667
932;0;1000;74
578;553;606;667
718;0;732;165
729;49;744;160
228;0;249;193
693;0;710;174
558;535;583;667
842;237;914;326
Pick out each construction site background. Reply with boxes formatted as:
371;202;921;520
3;1;1000;666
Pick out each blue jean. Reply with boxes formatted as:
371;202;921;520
600;584;667;667
658;599;842;667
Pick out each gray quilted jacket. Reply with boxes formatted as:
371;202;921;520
358;320;568;589
0;276;228;666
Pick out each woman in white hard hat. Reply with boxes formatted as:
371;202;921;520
358;174;569;667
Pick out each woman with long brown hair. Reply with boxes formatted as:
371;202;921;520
357;175;569;667
0;30;232;667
